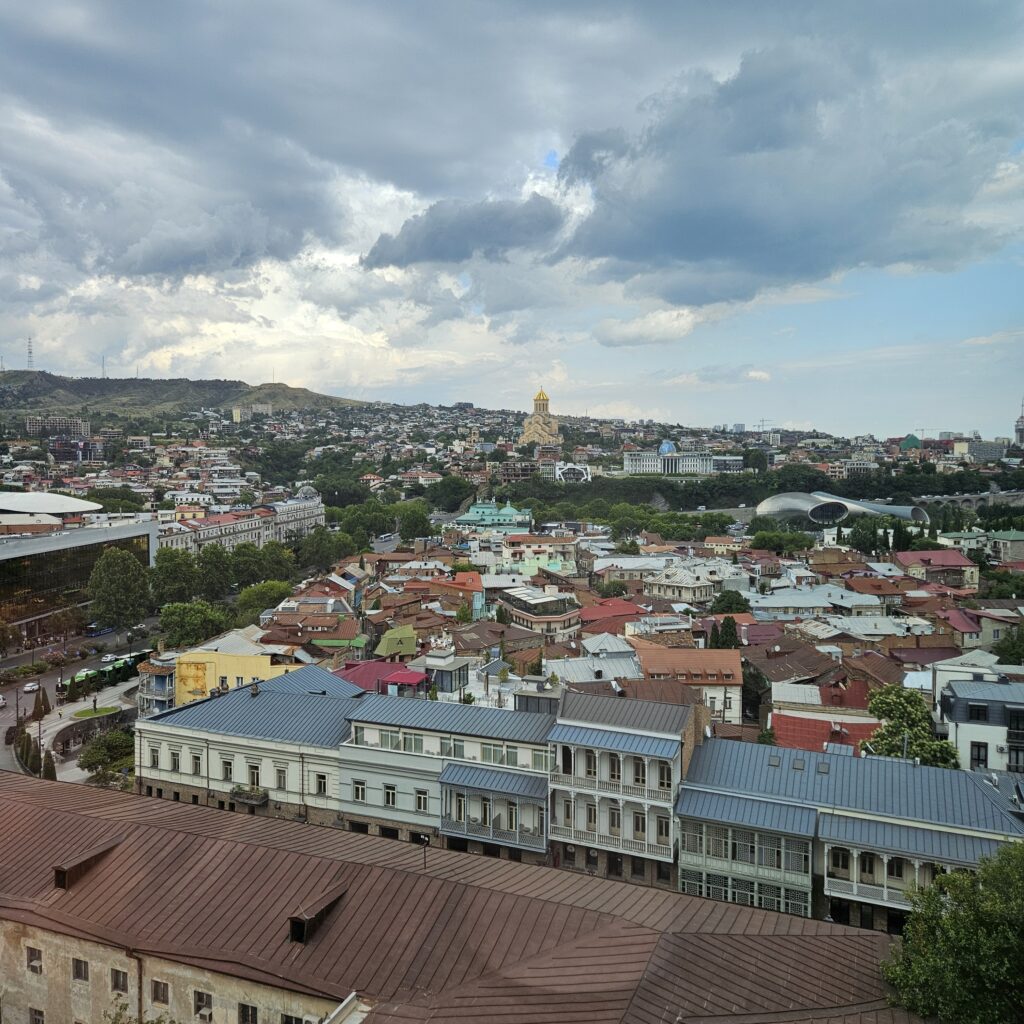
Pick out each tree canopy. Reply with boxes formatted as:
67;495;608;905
710;590;751;615
160;601;233;649
863;685;959;767
883;842;1024;1024
150;547;199;606
993;626;1024;665
235;581;294;626
88;548;151;631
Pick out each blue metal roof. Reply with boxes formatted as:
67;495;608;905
439;763;549;801
547;723;679;758
818;814;1002;866
676;788;817;837
148;686;358;747
684;740;1024;837
347;693;555;743
261;665;364;698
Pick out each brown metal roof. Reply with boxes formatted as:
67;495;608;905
0;773;919;1023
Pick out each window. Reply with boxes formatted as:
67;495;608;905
532;749;550;772
222;760;233;781
455;793;466;821
632;760;646;787
315;773;328;796
72;958;89;982
276;767;287;790
26;946;42;973
194;990;213;1016
757;834;782;870
731;828;755;864
784;889;810;917
608;753;621;783
860;853;876;877
757;882;782;913
482;743;504;765
191;754;202;776
416;789;428;813
656;815;670;845
507;802;518;831
887;858;904;879
679;869;703;897
707;824;729;860
239;1005;258;1024
706;873;729;901
585;802;596;832
608;806;621;836
830;847;849;871
442;737;465;759
248;764;261;788
236;676;244;687
29;1010;44;1024
730;878;755;906
633;811;646;839
353;780;366;802
968;703;988;722
111;968;128;993
658;761;672;790
481;796;491;825
505;745;519;767
150;748;159;769
219;676;228;688
282;1017;304;1024
681;820;703;855
170;751;180;773
585;750;597;778
353;725;365;745
402;732;423;754
384;784;397;808
784;838;811;875
971;742;989;770
381;730;400;751
563;799;572;825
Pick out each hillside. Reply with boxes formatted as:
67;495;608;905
0;371;361;417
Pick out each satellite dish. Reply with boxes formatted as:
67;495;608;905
772;645;781;652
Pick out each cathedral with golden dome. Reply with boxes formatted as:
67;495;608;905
519;387;563;446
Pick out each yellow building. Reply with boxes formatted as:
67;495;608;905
174;625;315;706
519;387;563;446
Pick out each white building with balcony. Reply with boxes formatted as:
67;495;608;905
547;691;693;887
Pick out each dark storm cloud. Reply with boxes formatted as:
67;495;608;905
362;194;563;269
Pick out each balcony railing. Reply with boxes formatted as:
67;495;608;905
677;849;811;887
230;785;269;807
823;876;912;909
549;823;672;860
1007;729;1024;745
550;772;673;804
440;816;546;851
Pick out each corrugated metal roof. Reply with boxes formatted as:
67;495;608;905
146;686;357;747
547;723;680;758
347;693;555;743
544;653;643;684
684;740;1024;837
261;665;364;697
676;788;817;837
439;763;549;800
559;690;691;735
818;814;1002;865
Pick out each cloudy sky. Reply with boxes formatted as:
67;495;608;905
1;2;1022;436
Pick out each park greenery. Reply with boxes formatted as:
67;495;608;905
883;842;1024;1024
78;728;135;788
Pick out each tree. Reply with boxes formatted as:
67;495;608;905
495;604;511;625
196;543;233;602
31;689;44;721
993;626;1024;665
846;516;879;556
40;687;52;715
0;616;19;657
261;540;297;581
88;548;151;634
596;579;628;598
231;543;268;588
42;750;57;780
150;547;198;606
29;738;41;775
236;581;294;626
757;727;776;745
50;606;86;647
883;843;1024;1024
709;622;721;648
864;685;959;767
718;616;740;649
455;602;472;624
78;729;135;787
298;526;340;572
425;474;476;512
615;537;641;554
398;507;433;541
710;590;751;615
160;601;233;649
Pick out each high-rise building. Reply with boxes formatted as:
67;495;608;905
1015;398;1024;447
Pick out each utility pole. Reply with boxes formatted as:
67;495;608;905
26;337;33;370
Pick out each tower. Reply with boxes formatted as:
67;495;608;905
1015;396;1024;447
26;337;33;370
533;387;550;416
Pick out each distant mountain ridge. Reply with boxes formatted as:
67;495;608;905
0;371;361;416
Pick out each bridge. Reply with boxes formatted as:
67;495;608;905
913;489;1024;511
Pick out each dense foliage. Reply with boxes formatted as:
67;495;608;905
863;685;959;767
883;843;1024;1024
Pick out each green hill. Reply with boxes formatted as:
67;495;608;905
0;371;361;417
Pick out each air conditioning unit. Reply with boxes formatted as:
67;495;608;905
997;745;1008;753
197;1010;213;1023
470;815;480;824
27;956;42;974
566;844;575;853
588;849;598;857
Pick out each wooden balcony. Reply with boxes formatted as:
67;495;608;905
823;876;912;910
549;823;672;861
440;816;546;851
550;772;674;804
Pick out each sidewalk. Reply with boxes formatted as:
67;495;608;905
36;678;139;783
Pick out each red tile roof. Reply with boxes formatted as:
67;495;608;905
894;549;974;568
770;713;879;755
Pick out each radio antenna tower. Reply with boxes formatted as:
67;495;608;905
26;337;33;370
101;355;106;379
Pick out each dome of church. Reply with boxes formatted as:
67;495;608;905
295;484;320;500
658;440;678;455
534;386;549;402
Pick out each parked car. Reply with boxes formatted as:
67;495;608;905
100;654;118;663
0;694;7;708
22;681;40;693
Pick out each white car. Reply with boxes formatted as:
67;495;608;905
0;694;7;708
100;654;118;663
22;681;40;693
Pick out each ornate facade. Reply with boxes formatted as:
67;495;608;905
519;387;562;447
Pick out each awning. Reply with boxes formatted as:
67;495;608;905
546;723;678;759
439;762;548;801
676;788;817;837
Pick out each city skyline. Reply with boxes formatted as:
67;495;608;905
0;3;1022;435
